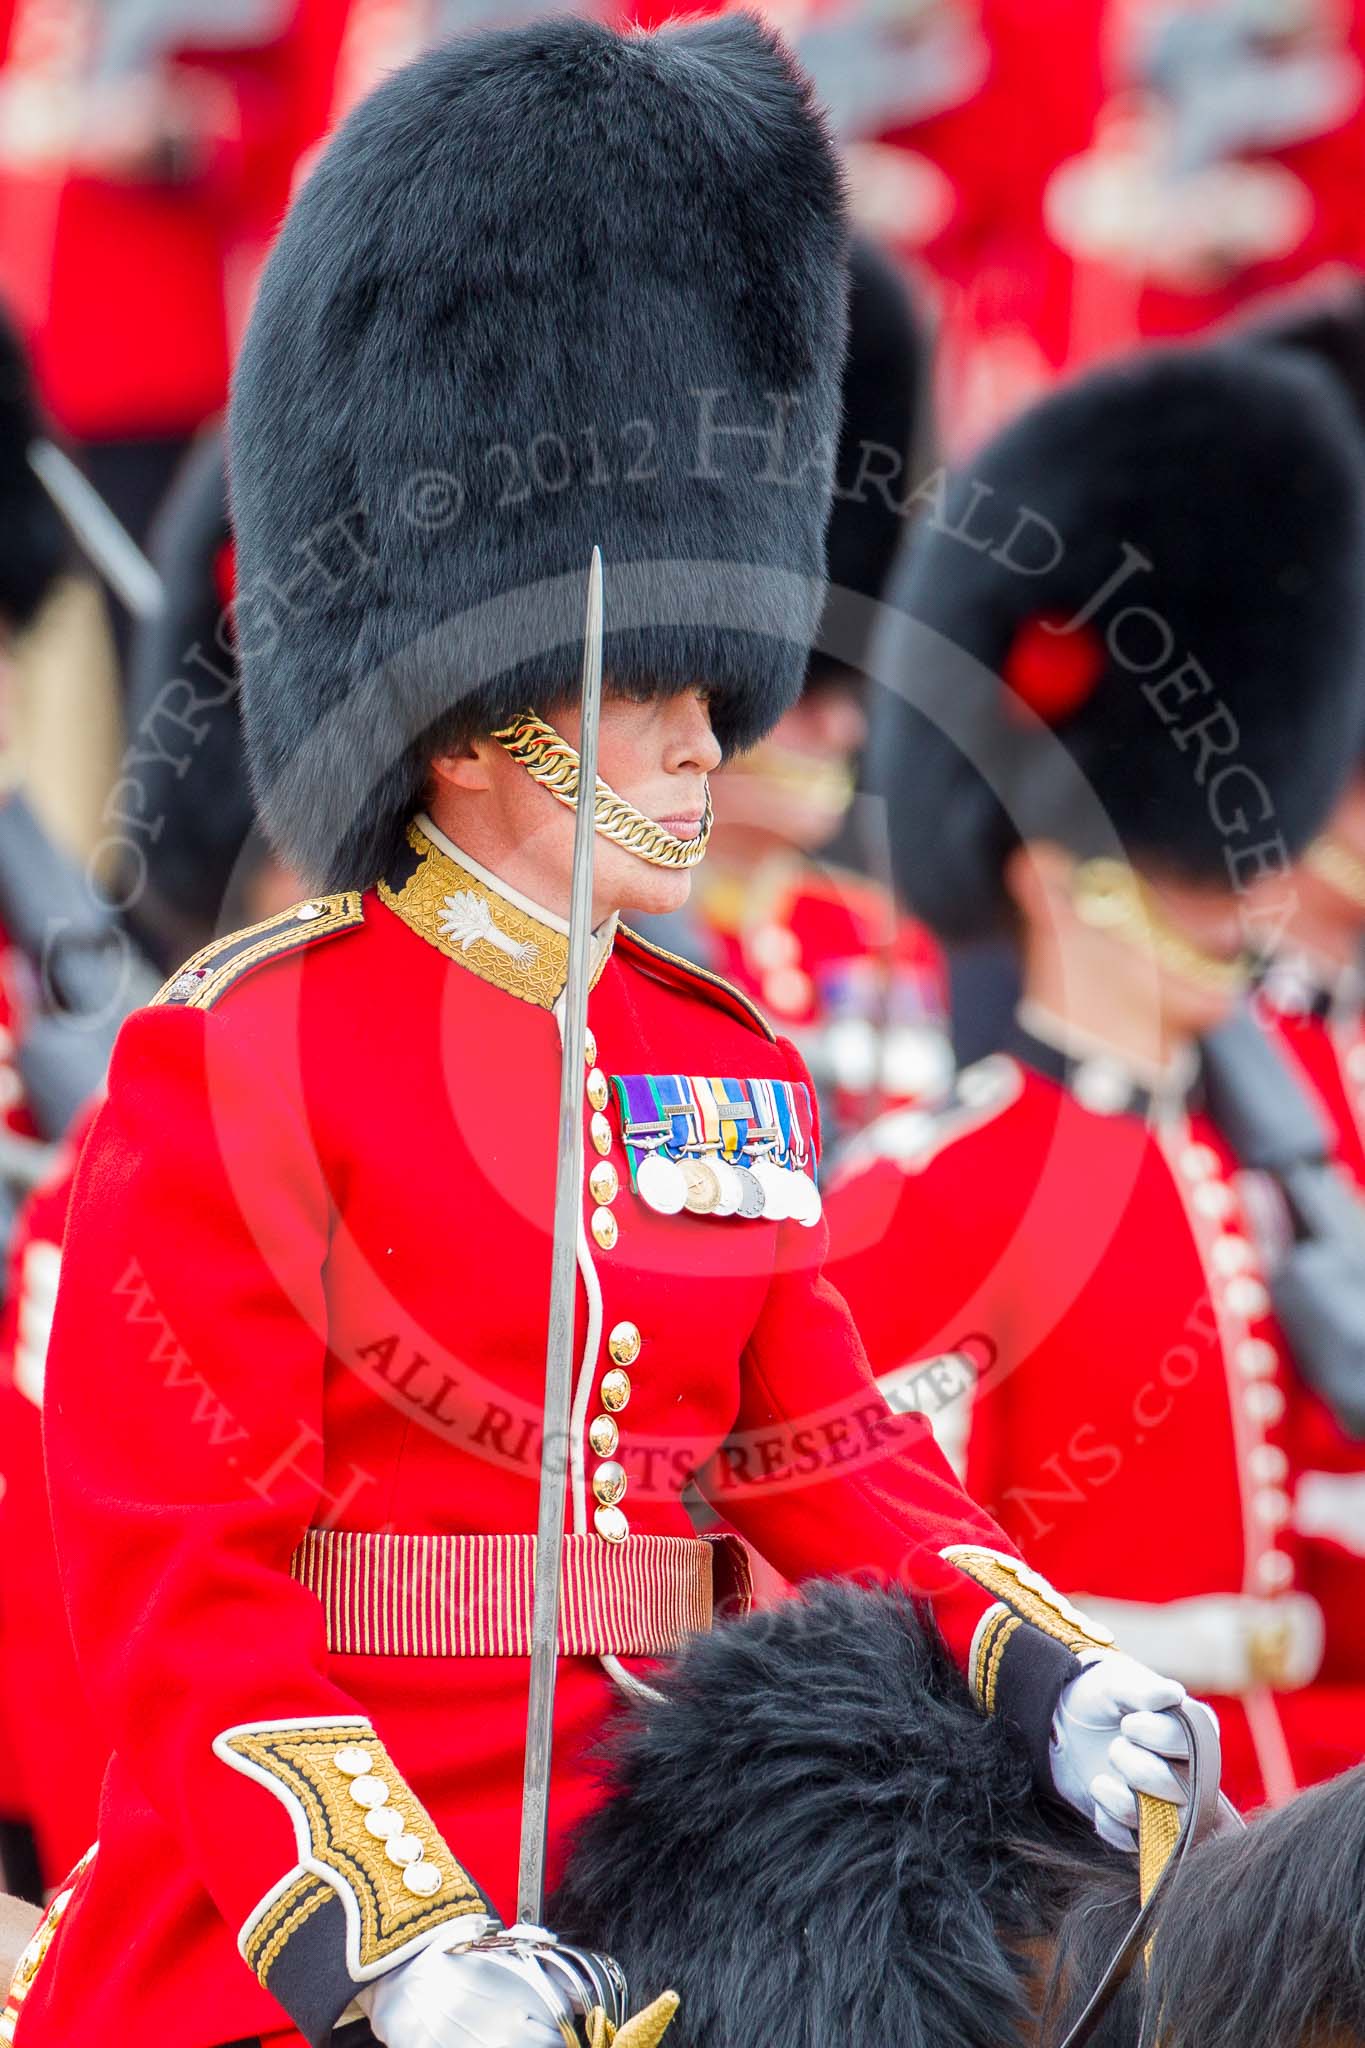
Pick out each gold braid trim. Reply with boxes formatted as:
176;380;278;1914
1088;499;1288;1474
973;1608;1023;1717
2;1844;96;2041
245;1872;335;1980
587;1991;682;2048
217;1718;489;1978
1071;860;1249;998
154;894;365;1009
1136;1789;1184;1909
491;712;713;870
945;1546;1115;1713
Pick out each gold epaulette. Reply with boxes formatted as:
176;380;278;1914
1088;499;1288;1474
617;925;776;1041
153;893;365;1011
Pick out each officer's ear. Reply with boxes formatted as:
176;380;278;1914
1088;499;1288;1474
1004;840;1075;933
428;736;496;797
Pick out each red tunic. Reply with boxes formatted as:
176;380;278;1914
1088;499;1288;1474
0;1101;103;1886
15;821;1076;2048
826;1037;1365;1813
0;923;44;1832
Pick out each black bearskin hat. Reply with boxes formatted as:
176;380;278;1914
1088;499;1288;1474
808;236;923;688
126;430;260;966
229;12;849;891
0;308;66;632
1237;270;1365;432
870;344;1365;942
553;1584;1128;2048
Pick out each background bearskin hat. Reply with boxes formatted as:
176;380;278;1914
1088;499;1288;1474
229;12;849;890
807;235;924;690
126;430;261;968
869;344;1365;941
1238;270;1365;432
0;309;67;634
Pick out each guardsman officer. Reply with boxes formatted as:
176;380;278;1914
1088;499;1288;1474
9;22;1210;2047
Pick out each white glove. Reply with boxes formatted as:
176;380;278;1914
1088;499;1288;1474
1049;1650;1218;1853
357;1922;624;2048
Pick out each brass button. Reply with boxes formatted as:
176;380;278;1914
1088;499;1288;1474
588;1161;619;1206
608;1320;641;1366
590;1112;613;1157
334;1746;374;1777
384;1833;425;1868
586;1068;609;1111
589;1414;620;1457
592;1459;627;1506
296;901;326;922
595;1504;629;1544
402;1862;444;1898
584;1027;597;1068
600;1368;631;1411
591;1207;618;1252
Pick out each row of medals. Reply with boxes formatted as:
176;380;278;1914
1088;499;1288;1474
635;1144;823;1227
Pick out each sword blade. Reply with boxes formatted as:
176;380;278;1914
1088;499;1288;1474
518;547;604;1924
28;440;165;622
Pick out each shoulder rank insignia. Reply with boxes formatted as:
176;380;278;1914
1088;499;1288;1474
837;1055;1023;1179
154;893;365;1011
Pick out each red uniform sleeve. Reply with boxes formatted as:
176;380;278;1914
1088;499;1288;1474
696;1044;1100;1785
43;1007;490;2046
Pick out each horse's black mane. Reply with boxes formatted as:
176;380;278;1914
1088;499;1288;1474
1141;1762;1365;2048
553;1580;1139;2048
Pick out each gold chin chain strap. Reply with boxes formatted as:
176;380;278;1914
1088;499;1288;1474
491;711;712;870
743;744;856;816
1070;858;1249;998
1304;833;1365;913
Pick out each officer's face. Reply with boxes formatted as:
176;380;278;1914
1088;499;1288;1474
430;688;721;923
547;687;722;919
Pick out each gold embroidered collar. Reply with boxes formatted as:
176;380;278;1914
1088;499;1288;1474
378;814;616;1011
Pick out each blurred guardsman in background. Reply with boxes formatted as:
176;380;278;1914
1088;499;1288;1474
1234;275;1365;1187
0;413;302;1910
123;425;303;974
5;21;1210;2048
0;0;336;549
1200;273;1365;1789
0;1099;103;1902
640;237;952;1154
0;307;66;1147
0;289;65;1909
825;341;1365;1815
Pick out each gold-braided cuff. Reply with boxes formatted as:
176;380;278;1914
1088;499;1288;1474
944;1547;1118;1788
491;711;712;870
215;1715;490;2042
944;1545;1116;1677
